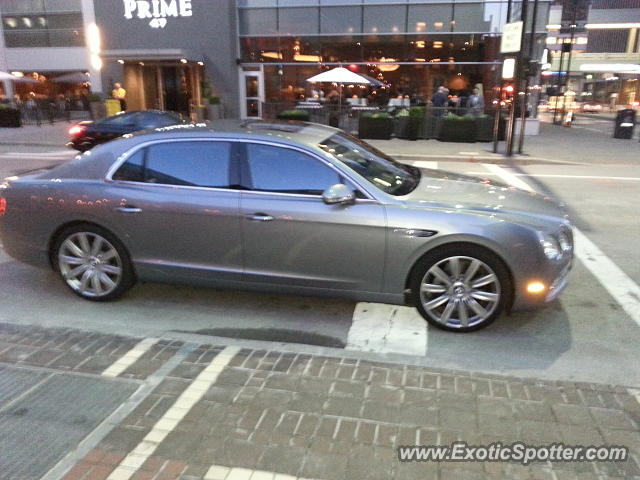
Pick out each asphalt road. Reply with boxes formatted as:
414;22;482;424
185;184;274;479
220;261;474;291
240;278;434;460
0;133;639;388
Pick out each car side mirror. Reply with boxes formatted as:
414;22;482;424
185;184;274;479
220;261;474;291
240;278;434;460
322;184;356;206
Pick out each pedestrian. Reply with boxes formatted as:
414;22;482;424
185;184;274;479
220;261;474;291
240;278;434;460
431;86;449;116
112;82;127;111
468;88;485;116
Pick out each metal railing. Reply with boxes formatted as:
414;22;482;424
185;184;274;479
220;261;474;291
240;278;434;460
18;99;90;126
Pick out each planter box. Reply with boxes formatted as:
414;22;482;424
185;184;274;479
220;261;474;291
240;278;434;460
0;108;21;128
514;117;540;136
359;116;393;140
89;102;106;121
207;104;222;122
475;116;507;142
422;115;442;139
438;118;477;143
394;117;410;138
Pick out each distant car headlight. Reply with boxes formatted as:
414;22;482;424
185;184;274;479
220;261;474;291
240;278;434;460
539;232;561;259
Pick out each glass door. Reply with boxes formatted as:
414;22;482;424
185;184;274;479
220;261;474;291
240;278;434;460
240;69;264;119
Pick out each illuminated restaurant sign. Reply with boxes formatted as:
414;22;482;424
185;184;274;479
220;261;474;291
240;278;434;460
123;0;193;28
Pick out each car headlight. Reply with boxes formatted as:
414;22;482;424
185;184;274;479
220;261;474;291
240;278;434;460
539;232;561;259
558;231;572;253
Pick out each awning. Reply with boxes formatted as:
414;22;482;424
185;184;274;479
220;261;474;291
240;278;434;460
101;49;203;63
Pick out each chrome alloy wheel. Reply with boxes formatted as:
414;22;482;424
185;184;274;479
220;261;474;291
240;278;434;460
58;232;122;298
419;256;501;329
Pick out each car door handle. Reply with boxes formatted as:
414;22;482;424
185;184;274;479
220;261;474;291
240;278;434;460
115;206;142;214
246;213;274;222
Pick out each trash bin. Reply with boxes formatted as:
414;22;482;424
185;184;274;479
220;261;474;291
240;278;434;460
613;109;636;139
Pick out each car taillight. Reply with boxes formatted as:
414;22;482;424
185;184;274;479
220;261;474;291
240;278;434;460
0;197;6;216
69;125;86;136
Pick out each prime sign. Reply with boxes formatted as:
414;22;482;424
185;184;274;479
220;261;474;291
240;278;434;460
123;0;193;29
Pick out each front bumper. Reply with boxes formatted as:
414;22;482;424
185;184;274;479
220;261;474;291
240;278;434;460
545;262;572;302
512;254;573;310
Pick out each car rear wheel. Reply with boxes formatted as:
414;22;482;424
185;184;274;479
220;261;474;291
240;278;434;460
411;245;511;332
54;225;134;301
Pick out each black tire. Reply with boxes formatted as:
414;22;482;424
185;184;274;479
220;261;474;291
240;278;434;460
52;223;135;301
410;244;512;332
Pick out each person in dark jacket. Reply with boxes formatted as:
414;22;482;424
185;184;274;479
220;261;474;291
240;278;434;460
431;86;449;116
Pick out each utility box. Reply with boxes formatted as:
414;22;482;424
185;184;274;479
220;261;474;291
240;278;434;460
613;109;636;139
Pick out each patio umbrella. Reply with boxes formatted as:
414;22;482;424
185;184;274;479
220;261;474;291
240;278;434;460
52;72;91;84
0;71;19;80
306;67;370;111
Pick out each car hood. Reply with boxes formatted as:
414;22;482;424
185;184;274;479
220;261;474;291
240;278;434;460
400;168;569;225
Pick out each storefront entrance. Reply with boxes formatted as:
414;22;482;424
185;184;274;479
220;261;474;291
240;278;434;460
122;61;201;117
240;68;264;119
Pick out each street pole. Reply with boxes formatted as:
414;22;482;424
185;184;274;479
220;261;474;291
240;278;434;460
518;0;540;153
552;46;566;124
506;0;528;157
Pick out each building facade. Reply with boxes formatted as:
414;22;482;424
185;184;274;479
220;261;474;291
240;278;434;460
545;0;640;106
0;0;100;100
1;0;553;119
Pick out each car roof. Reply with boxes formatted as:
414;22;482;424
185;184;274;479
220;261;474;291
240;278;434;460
39;120;343;181
126;119;342;149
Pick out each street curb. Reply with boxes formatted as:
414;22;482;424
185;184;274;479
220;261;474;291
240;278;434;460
0;142;65;147
159;329;633;388
394;154;588;166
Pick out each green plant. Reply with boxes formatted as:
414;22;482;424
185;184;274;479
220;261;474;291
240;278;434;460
277;109;310;121
396;109;409;117
0;103;11;110
87;93;102;103
409;107;425;118
208;96;220;105
363;112;390;119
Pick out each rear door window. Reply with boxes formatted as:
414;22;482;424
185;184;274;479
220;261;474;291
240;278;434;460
112;141;233;188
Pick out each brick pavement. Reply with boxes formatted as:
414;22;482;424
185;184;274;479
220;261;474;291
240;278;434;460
0;322;638;480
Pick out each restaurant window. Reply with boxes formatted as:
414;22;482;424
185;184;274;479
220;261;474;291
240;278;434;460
363;5;407;34
279;7;319;35
452;4;493;32
239;8;278;35
407;5;453;33
1;0;84;48
320;6;362;34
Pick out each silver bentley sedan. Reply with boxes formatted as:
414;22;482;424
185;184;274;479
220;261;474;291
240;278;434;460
0;121;573;332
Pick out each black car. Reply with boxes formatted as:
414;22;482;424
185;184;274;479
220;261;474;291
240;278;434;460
67;110;184;151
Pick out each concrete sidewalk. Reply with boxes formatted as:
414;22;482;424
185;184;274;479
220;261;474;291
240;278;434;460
0;122;70;147
0;117;637;165
0;322;639;480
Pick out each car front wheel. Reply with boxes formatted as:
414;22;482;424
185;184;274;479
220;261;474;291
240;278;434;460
411;246;511;332
54;224;134;301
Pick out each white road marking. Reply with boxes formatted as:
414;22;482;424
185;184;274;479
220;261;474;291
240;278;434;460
106;346;240;480
346;303;428;356
481;164;533;191
412;161;438;169
458;151;480;155
465;172;640;181
204;465;303;480
102;337;159;378
482;163;640;328
572;228;640;328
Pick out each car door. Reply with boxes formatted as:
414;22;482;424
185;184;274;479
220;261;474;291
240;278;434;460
106;139;243;283
92;112;141;144
239;141;387;292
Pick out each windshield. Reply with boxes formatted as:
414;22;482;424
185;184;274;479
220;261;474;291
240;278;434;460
317;132;420;196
